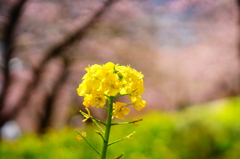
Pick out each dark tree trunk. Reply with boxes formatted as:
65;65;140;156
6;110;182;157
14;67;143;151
0;0;27;126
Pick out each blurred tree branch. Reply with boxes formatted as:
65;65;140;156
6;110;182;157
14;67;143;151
39;57;70;133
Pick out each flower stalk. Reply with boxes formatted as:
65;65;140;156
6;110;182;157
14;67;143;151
100;96;114;159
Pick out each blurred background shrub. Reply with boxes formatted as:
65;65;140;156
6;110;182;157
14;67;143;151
1;97;240;159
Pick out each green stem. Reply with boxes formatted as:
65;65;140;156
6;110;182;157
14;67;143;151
76;130;100;155
108;131;136;146
95;130;105;142
92;119;105;134
100;96;114;159
111;119;143;126
91;117;106;126
113;94;128;98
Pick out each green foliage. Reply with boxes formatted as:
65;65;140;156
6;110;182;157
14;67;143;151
1;97;240;159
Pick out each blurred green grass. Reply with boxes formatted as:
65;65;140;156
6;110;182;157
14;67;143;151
1;97;240;159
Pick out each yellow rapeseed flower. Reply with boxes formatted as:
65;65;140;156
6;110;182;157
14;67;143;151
81;108;91;122
113;102;130;120
76;132;86;142
130;96;146;111
77;62;146;112
131;117;142;126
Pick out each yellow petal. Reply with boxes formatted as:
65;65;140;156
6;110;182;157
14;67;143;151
76;135;83;142
82;132;87;137
132;117;142;126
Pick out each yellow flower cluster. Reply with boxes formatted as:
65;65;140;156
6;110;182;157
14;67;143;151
77;62;146;120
